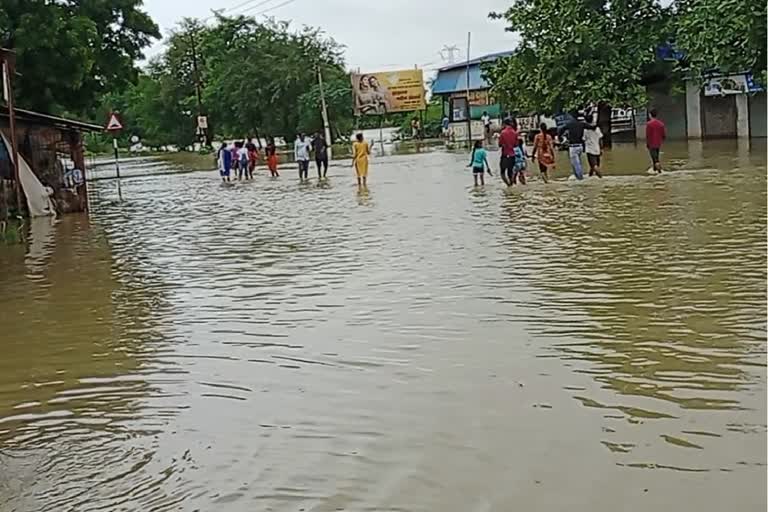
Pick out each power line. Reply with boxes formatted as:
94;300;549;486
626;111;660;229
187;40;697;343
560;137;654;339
231;0;283;16
244;0;296;16
202;0;275;21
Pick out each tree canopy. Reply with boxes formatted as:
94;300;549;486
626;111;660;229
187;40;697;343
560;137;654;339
674;0;766;81
98;15;355;146
485;0;765;115
0;0;159;115
486;0;669;114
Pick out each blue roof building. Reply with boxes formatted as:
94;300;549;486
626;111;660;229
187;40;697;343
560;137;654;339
430;51;512;141
431;51;513;96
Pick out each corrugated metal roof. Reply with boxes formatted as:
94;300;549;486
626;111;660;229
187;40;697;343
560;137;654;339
431;51;513;95
436;50;514;72
431;67;488;94
0;108;102;132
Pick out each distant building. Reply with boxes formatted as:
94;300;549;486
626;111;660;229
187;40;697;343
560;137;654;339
638;72;765;140
431;51;513;141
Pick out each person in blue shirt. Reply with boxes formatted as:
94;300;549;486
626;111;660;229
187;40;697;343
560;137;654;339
512;138;528;185
217;142;232;182
467;140;492;186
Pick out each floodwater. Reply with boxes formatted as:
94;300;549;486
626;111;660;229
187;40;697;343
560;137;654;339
1;140;765;511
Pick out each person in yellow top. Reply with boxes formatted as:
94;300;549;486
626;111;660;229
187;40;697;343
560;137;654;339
352;133;370;187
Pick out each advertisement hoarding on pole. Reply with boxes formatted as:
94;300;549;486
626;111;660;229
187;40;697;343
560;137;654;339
351;69;426;115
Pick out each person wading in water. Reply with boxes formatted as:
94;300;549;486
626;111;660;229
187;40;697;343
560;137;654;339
352;133;370;188
646;108;666;174
312;132;329;180
294;133;311;181
558;111;593;180
531;123;556;183
498;118;519;186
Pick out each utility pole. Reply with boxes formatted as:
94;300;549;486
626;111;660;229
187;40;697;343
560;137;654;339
316;66;333;160
465;32;472;147
440;45;460;65
188;29;210;147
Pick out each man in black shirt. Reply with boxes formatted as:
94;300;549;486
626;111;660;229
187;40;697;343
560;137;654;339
557;112;594;180
312;132;329;179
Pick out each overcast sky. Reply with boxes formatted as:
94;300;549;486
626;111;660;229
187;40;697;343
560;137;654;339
142;0;518;75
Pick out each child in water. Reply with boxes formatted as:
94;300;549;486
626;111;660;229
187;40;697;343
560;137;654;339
467;140;492;186
352;133;370;188
512;138;528;185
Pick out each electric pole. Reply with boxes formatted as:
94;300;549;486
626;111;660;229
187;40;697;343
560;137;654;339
317;66;333;160
188;29;210;147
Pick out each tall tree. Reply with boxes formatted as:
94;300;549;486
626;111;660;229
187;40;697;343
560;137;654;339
0;0;159;114
486;0;669;139
674;0;766;82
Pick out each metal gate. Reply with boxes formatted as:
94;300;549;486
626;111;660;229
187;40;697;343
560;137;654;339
701;95;737;138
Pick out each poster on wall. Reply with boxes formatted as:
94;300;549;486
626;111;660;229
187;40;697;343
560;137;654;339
703;73;762;96
351;69;426;115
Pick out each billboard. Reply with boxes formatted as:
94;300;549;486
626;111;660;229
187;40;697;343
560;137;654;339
352;69;426;115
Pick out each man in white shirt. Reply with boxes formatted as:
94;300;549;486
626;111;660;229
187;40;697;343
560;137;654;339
481;111;491;138
294;133;311;180
583;115;603;178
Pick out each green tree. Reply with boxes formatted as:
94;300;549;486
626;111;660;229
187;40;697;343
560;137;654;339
297;74;355;140
0;0;160;114
486;0;669;138
146;16;350;144
674;0;766;82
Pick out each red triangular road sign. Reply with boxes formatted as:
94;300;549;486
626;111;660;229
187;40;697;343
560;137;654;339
105;113;123;131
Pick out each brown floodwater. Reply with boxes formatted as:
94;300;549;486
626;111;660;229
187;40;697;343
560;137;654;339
1;140;766;511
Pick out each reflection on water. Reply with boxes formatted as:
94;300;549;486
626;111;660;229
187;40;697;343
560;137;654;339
1;141;765;511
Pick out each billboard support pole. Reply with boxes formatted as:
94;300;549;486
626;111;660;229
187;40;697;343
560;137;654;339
465;31;472;148
378;115;384;154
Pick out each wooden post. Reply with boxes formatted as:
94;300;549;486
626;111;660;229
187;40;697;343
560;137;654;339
70;130;88;212
1;50;22;214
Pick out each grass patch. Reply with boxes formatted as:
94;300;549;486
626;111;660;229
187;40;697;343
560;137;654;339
157;152;217;172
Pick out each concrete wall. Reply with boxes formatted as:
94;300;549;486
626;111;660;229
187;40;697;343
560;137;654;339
637;91;687;140
449;120;485;142
749;92;766;137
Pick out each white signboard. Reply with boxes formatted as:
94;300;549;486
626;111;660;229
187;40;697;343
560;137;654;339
703;74;749;96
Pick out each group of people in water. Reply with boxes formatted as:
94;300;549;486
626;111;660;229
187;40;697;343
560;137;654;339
470;108;666;186
216;131;371;188
216;108;666;190
217;139;280;181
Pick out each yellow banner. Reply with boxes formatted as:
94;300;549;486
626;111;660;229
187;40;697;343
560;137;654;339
351;69;426;115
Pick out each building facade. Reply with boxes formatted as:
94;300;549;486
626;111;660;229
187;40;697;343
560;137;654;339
431;51;513;141
637;73;765;140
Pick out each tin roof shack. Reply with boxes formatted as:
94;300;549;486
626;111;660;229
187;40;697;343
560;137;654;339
431;51;512;141
0;108;101;215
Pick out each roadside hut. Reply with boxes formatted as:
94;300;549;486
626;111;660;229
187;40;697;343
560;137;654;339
430;51;512;142
0;108;101;215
